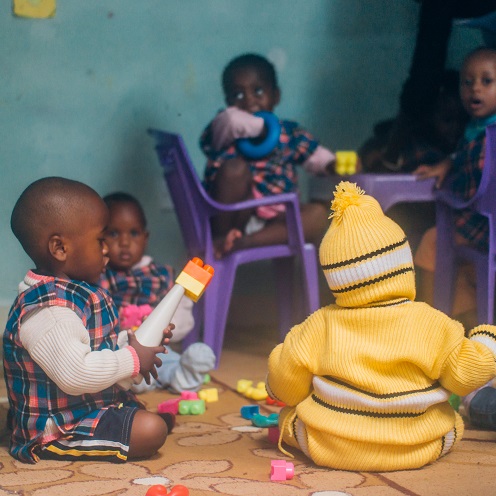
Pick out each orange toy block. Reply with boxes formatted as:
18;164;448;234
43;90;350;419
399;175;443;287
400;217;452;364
175;257;214;302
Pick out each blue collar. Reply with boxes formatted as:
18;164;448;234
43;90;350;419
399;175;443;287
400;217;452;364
465;114;496;141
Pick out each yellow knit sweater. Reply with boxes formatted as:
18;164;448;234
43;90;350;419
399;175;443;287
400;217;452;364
267;300;496;471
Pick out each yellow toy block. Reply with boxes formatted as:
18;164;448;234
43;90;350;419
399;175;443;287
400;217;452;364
244;382;268;401
335;151;358;175
175;257;214;302
237;379;253;394
198;388;219;403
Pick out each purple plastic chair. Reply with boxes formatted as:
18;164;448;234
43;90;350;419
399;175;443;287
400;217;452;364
148;129;320;365
434;123;496;324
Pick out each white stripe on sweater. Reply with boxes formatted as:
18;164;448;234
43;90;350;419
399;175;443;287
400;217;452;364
313;376;450;414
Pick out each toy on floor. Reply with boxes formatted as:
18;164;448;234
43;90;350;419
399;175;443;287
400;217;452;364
157;391;199;415
251;413;279;428
237;111;281;159
119;258;214;389
145;485;189;496
240;405;260;420
198;388;218;402
270;460;294;481
178;399;206;415
236;379;268;400
335;150;358;175
266;397;285;407
268;426;280;444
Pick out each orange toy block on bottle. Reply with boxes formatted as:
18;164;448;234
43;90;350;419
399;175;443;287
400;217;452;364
175;257;215;302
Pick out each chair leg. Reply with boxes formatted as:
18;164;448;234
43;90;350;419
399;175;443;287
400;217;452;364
434;204;457;315
475;260;491;324
302;244;320;314
273;257;296;340
202;263;237;368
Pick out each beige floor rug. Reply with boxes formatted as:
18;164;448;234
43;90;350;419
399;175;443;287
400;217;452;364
1;291;496;495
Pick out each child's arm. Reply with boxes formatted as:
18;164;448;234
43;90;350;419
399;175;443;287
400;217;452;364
439;324;496;396
413;156;452;189
302;145;336;175
210;107;265;151
19;306;168;395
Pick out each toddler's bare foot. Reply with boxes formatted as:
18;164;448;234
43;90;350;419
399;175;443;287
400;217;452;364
214;229;243;259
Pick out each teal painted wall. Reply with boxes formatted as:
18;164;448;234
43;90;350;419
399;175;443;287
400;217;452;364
0;1;483;304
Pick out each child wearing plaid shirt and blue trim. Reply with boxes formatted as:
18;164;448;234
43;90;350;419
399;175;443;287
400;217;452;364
414;47;496;429
200;53;337;258
4;177;174;463
100;192;215;394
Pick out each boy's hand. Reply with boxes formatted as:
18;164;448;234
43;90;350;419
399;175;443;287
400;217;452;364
413;158;451;189
127;324;174;384
211;107;265;150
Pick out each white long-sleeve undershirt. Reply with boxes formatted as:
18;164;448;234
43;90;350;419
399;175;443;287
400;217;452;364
20;306;138;396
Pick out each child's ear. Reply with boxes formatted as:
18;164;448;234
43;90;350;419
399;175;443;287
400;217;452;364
48;235;68;262
144;230;150;243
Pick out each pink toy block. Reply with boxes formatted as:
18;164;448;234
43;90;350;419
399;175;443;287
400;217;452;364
270;460;294;481
120;304;152;330
157;398;181;415
268;426;280;444
180;391;199;400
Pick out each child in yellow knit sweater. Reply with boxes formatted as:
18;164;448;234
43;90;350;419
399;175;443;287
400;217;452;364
266;181;496;471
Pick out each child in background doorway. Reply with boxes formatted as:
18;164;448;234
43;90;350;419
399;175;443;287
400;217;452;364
200;53;337;258
99;192;215;394
266;181;496;471
4;177;173;464
414;47;496;429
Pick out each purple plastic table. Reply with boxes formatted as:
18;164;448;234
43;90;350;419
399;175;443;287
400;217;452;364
309;174;436;212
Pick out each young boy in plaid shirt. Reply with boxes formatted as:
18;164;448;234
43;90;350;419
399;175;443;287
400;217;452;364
4;177;174;463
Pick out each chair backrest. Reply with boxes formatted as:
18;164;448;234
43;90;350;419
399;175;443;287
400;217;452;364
148;129;213;258
477;123;496;256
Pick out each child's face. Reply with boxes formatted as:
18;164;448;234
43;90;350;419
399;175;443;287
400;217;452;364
61;197;110;285
224;66;280;113
460;53;496;120
105;202;149;271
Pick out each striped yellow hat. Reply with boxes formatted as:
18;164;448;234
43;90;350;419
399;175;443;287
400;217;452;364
320;181;415;307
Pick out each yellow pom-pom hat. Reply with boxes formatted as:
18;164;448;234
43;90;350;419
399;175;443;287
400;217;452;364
319;181;415;307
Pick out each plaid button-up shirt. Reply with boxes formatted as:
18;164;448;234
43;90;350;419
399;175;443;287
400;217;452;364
3;274;136;463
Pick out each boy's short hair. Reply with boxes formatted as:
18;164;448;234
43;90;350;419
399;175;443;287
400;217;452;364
103;192;147;228
222;53;279;95
11;177;101;265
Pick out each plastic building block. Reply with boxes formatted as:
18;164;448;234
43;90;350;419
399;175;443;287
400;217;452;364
268;426;280;444
175;257;214;302
146;485;168;496
120;304;152;330
237;379;268;400
252;413;279;428
244;382;268;401
203;373;211;384
178;399;206;415
236;379;253;394
180;391;199;400
270;460;294;481
266;397;285;407
198;388;218;403
335;150;358;175
449;393;461;412
168;485;190;496
157;398;181;415
240;405;260;420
